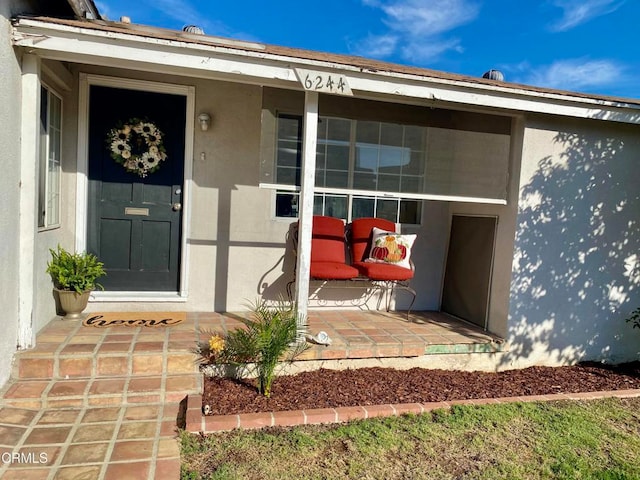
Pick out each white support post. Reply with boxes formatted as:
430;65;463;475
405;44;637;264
18;53;41;350
294;91;319;338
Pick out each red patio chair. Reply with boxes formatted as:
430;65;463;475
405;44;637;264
349;217;416;313
287;216;359;299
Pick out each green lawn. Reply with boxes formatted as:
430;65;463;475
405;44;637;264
180;398;640;480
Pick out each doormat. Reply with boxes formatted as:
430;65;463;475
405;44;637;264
82;312;186;328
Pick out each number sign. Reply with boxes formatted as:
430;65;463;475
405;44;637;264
295;68;353;96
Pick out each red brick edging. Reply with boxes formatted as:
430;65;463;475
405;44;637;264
185;389;640;433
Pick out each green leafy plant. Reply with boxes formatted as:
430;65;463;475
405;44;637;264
223;299;308;397
626;307;640;329
46;245;106;294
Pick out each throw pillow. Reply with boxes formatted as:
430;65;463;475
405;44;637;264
367;227;416;269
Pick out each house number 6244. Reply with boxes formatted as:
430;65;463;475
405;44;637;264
295;68;353;96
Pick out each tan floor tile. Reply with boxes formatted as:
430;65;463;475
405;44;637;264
61;442;109;465
18;358;54;379
2;468;51;479
124;405;160;421
166;353;197;374
60;344;97;355
133;341;165;352
58;357;93;377
104;333;135;342
117;421;157;439
154;458;181;479
88;379;126;395
23;426;72;445
165;375;198;391
3;381;49;399
157;437;180;458
98;343;131;353
110;440;154;461
127;377;162;393
72;423;116;443
53;465;102;480
96;356;129;375
37;409;81;425
160;420;179;437
67;335;102;344
0;425;28;446
131;354;163;375
48;380;89;397
104;460;150;480
5;445;61;467
81;407;121;423
0;407;39;426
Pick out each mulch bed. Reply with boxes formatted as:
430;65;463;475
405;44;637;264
202;362;640;415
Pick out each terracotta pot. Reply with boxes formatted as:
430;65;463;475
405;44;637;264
55;289;91;319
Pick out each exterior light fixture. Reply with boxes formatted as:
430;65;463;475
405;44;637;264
198;113;211;131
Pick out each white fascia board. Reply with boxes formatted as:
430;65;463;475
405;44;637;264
13;19;640;125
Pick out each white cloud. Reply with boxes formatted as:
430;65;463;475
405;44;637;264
355;0;479;63
549;0;624;31
380;0;479;37
515;58;624;92
148;0;205;27
401;38;464;63
355;34;399;58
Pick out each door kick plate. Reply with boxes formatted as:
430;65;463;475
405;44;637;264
124;207;150;216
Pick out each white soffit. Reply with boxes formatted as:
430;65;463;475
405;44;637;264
13;18;640;125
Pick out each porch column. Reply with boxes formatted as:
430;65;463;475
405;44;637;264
18;53;41;350
294;91;319;337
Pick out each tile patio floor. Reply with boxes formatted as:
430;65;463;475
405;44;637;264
0;309;502;479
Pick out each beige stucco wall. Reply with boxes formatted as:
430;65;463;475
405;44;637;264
32;63;79;334
0;3;23;387
8;51;639;377
505;114;640;367
48;66;452;314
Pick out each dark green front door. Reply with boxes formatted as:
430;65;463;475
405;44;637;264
87;85;187;292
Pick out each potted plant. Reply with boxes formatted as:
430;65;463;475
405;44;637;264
46;245;106;319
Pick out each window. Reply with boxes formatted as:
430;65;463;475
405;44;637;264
274;114;424;224
38;85;62;229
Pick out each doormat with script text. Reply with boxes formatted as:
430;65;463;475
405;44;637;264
82;312;186;328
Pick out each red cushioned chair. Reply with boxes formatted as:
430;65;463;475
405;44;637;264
309;216;360;280
349;217;416;313
287;216;359;300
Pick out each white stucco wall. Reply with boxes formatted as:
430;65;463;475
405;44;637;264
0;4;22;387
505;115;640;367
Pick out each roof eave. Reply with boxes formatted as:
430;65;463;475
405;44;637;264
12;17;640;125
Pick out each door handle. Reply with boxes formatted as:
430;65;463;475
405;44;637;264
172;203;182;211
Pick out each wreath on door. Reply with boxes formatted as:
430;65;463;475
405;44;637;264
106;118;167;177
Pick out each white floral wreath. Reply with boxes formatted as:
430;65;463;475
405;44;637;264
106;118;167;177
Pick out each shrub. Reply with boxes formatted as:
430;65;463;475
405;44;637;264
46;245;106;293
223;300;308;397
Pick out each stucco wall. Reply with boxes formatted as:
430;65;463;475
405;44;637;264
448;117;525;339
32;65;78;334
505;115;640;367
61;66;451;313
0;4;22;387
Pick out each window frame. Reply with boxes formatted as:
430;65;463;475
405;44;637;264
38;83;63;231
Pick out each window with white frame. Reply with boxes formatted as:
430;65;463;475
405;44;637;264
38;85;62;229
274;114;424;224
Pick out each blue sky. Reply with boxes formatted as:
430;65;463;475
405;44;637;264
95;0;639;99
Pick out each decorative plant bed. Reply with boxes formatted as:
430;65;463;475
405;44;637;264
201;362;640;416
